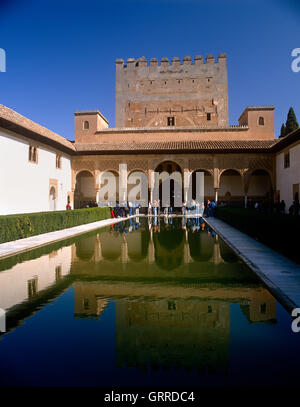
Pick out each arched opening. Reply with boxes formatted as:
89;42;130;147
258;116;264;126
76;236;96;261
99;170;119;205
191;169;213;201
188;231;214;262
127;229;150;262
83;120;89;130
219;169;243;206
49;186;56;211
153;225;184;270
248;169;272;202
74;170;96;209
100;232;122;261
154;161;183;209
127;170;148;207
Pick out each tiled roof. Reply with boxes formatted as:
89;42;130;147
270;127;300;152
75;139;278;153
0;105;75;153
1;104;286;155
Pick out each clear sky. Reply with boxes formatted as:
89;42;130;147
0;0;299;140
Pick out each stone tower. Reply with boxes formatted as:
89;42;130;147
115;54;228;128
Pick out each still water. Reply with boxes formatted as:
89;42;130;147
0;217;299;387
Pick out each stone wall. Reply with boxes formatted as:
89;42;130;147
115;54;228;128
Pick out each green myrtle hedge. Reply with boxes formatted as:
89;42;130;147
215;207;300;263
0;207;111;244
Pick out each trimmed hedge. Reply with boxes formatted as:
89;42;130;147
215;207;300;263
0;207;111;244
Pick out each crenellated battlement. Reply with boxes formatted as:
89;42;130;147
115;53;226;68
115;52;228;128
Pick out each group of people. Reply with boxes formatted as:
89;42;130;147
110;201;140;218
80;200;98;208
148;200;161;216
71;198;219;219
147;199;216;218
251;198;300;216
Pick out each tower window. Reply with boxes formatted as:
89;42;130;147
83;299;89;310
260;303;266;314
207;113;211;121
258;116;264;126
168;301;176;310
167;116;175;126
83;120;89;130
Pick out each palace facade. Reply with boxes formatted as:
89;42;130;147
0;53;299;215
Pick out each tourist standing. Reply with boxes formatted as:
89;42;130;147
211;200;216;217
280;200;286;214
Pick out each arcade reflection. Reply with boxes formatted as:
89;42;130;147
0;217;277;379
72;217;276;374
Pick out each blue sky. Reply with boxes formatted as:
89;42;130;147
0;0;299;140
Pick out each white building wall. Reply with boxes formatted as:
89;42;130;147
276;142;300;210
0;128;72;215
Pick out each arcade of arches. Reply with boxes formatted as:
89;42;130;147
72;154;274;208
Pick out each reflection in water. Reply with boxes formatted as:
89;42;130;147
0;246;72;312
73;217;239;271
73;281;276;374
116;299;230;374
0;217;289;386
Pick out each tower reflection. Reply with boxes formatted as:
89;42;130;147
72;217;276;374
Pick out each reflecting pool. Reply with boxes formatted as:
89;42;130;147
0;217;299;387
